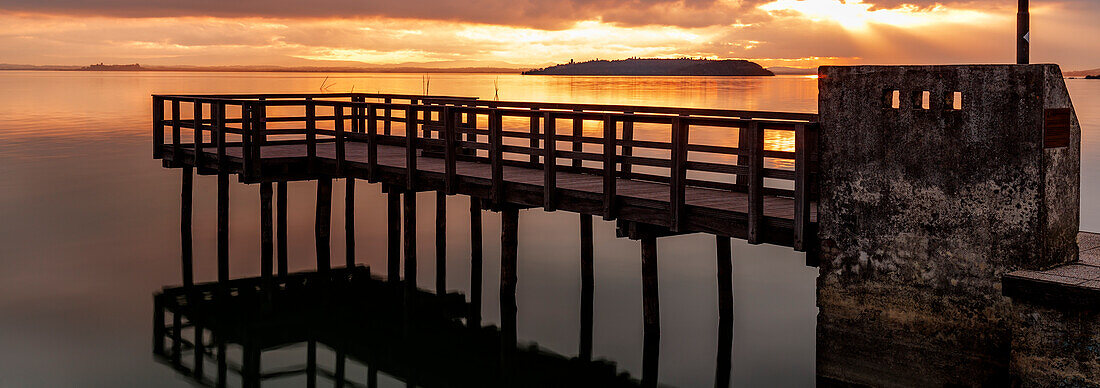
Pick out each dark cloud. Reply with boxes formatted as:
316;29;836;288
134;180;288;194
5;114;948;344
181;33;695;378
0;0;769;29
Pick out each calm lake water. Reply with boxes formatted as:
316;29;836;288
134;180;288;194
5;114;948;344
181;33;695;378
0;71;1096;387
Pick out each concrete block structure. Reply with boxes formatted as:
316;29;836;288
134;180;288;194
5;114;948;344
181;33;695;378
816;65;1081;386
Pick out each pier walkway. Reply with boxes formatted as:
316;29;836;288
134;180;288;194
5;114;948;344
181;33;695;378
152;93;819;250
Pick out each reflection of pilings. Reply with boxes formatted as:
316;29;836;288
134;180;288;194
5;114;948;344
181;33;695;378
316;178;333;272
367;366;378;388
335;348;347;388
404;191;418;324
436;191;447;295
242;338;261;388
307;338;318;388
181;167;194;287
500;207;519;386
580;214;594;361
277;180;288;278
194;323;205;378
469;197;484;328
345;178;356;268
388;190;401;282
216;337;227;388
715;236;733;388
261;182;274;283
217;171;230;282
641;236;660;388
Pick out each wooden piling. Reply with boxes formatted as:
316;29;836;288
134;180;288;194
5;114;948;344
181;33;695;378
404;191;417;288
580;214;594;361
345;178;356;268
436;191;446;295
500;207;519;386
335;349;347;388
316;178;332;272
306;339;317;388
716;236;732;320
641;236;660;387
217;171;229;283
469;197;483;327
388;190;401;282
193;324;204;378
277;180;288;278
181;167;194;287
260;182;273;283
715;314;733;388
216;337;227;388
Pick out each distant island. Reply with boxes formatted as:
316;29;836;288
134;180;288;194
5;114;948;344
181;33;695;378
80;63;143;71
523;58;774;76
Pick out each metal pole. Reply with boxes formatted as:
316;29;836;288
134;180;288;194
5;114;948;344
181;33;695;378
1017;0;1029;64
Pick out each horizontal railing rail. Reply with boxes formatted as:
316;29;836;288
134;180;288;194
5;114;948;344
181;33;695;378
152;93;818;250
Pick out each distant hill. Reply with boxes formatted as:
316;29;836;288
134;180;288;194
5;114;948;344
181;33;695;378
523;58;774;76
80;63;143;71
767;66;818;75
1065;67;1100;77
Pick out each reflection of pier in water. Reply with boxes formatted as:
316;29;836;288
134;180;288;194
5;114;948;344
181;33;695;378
153;267;733;387
150;92;809;386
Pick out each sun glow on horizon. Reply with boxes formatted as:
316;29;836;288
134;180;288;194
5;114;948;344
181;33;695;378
758;0;996;31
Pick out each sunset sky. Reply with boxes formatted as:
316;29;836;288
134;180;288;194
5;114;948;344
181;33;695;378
0;0;1097;70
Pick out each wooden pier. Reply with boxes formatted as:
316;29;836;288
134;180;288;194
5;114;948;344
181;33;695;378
152;93;819;250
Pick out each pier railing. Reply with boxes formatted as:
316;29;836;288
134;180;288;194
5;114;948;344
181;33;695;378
152;93;819;250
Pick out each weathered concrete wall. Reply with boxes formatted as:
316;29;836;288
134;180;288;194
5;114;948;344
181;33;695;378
1011;300;1100;387
816;65;1080;386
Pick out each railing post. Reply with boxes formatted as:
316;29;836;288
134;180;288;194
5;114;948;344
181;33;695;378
543;112;557;211
572;109;583;169
444;106;457;194
529;107;540;166
171;100;181;160
241;104;253;179
367;105;379;182
793;123;811;251
669;117;688;231
253;100;266;177
620;112;634;179
306;98;317;172
153;96;164;158
746;121;763;244
215;102;226;170
384;98;392;136
335;104;346;174
405;105;417;192
193;101;204;168
602;114;617;220
489;110;504;207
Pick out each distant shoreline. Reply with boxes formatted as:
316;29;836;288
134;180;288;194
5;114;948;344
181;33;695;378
524;58;774;76
0;65;525;74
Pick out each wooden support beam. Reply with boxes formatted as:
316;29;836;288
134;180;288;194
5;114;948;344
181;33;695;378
152;295;165;355
602;114;617;220
367;367;378;388
171;312;182;364
153;96;164;158
260;182;274;284
316;178;332;272
469;196;484;328
335;105;346;173
500;206;519;387
388;189;401;282
242;341;260;388
580;214;594;362
436;191;447;295
217;171;229;283
181;167;194;288
194;102;204;167
383;98;392;136
641;236;660;388
345;178;356;268
277;180;288;278
746;122;764;244
171;100;181;159
716;311;733;388
306;99;317;172
543;112;557;211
